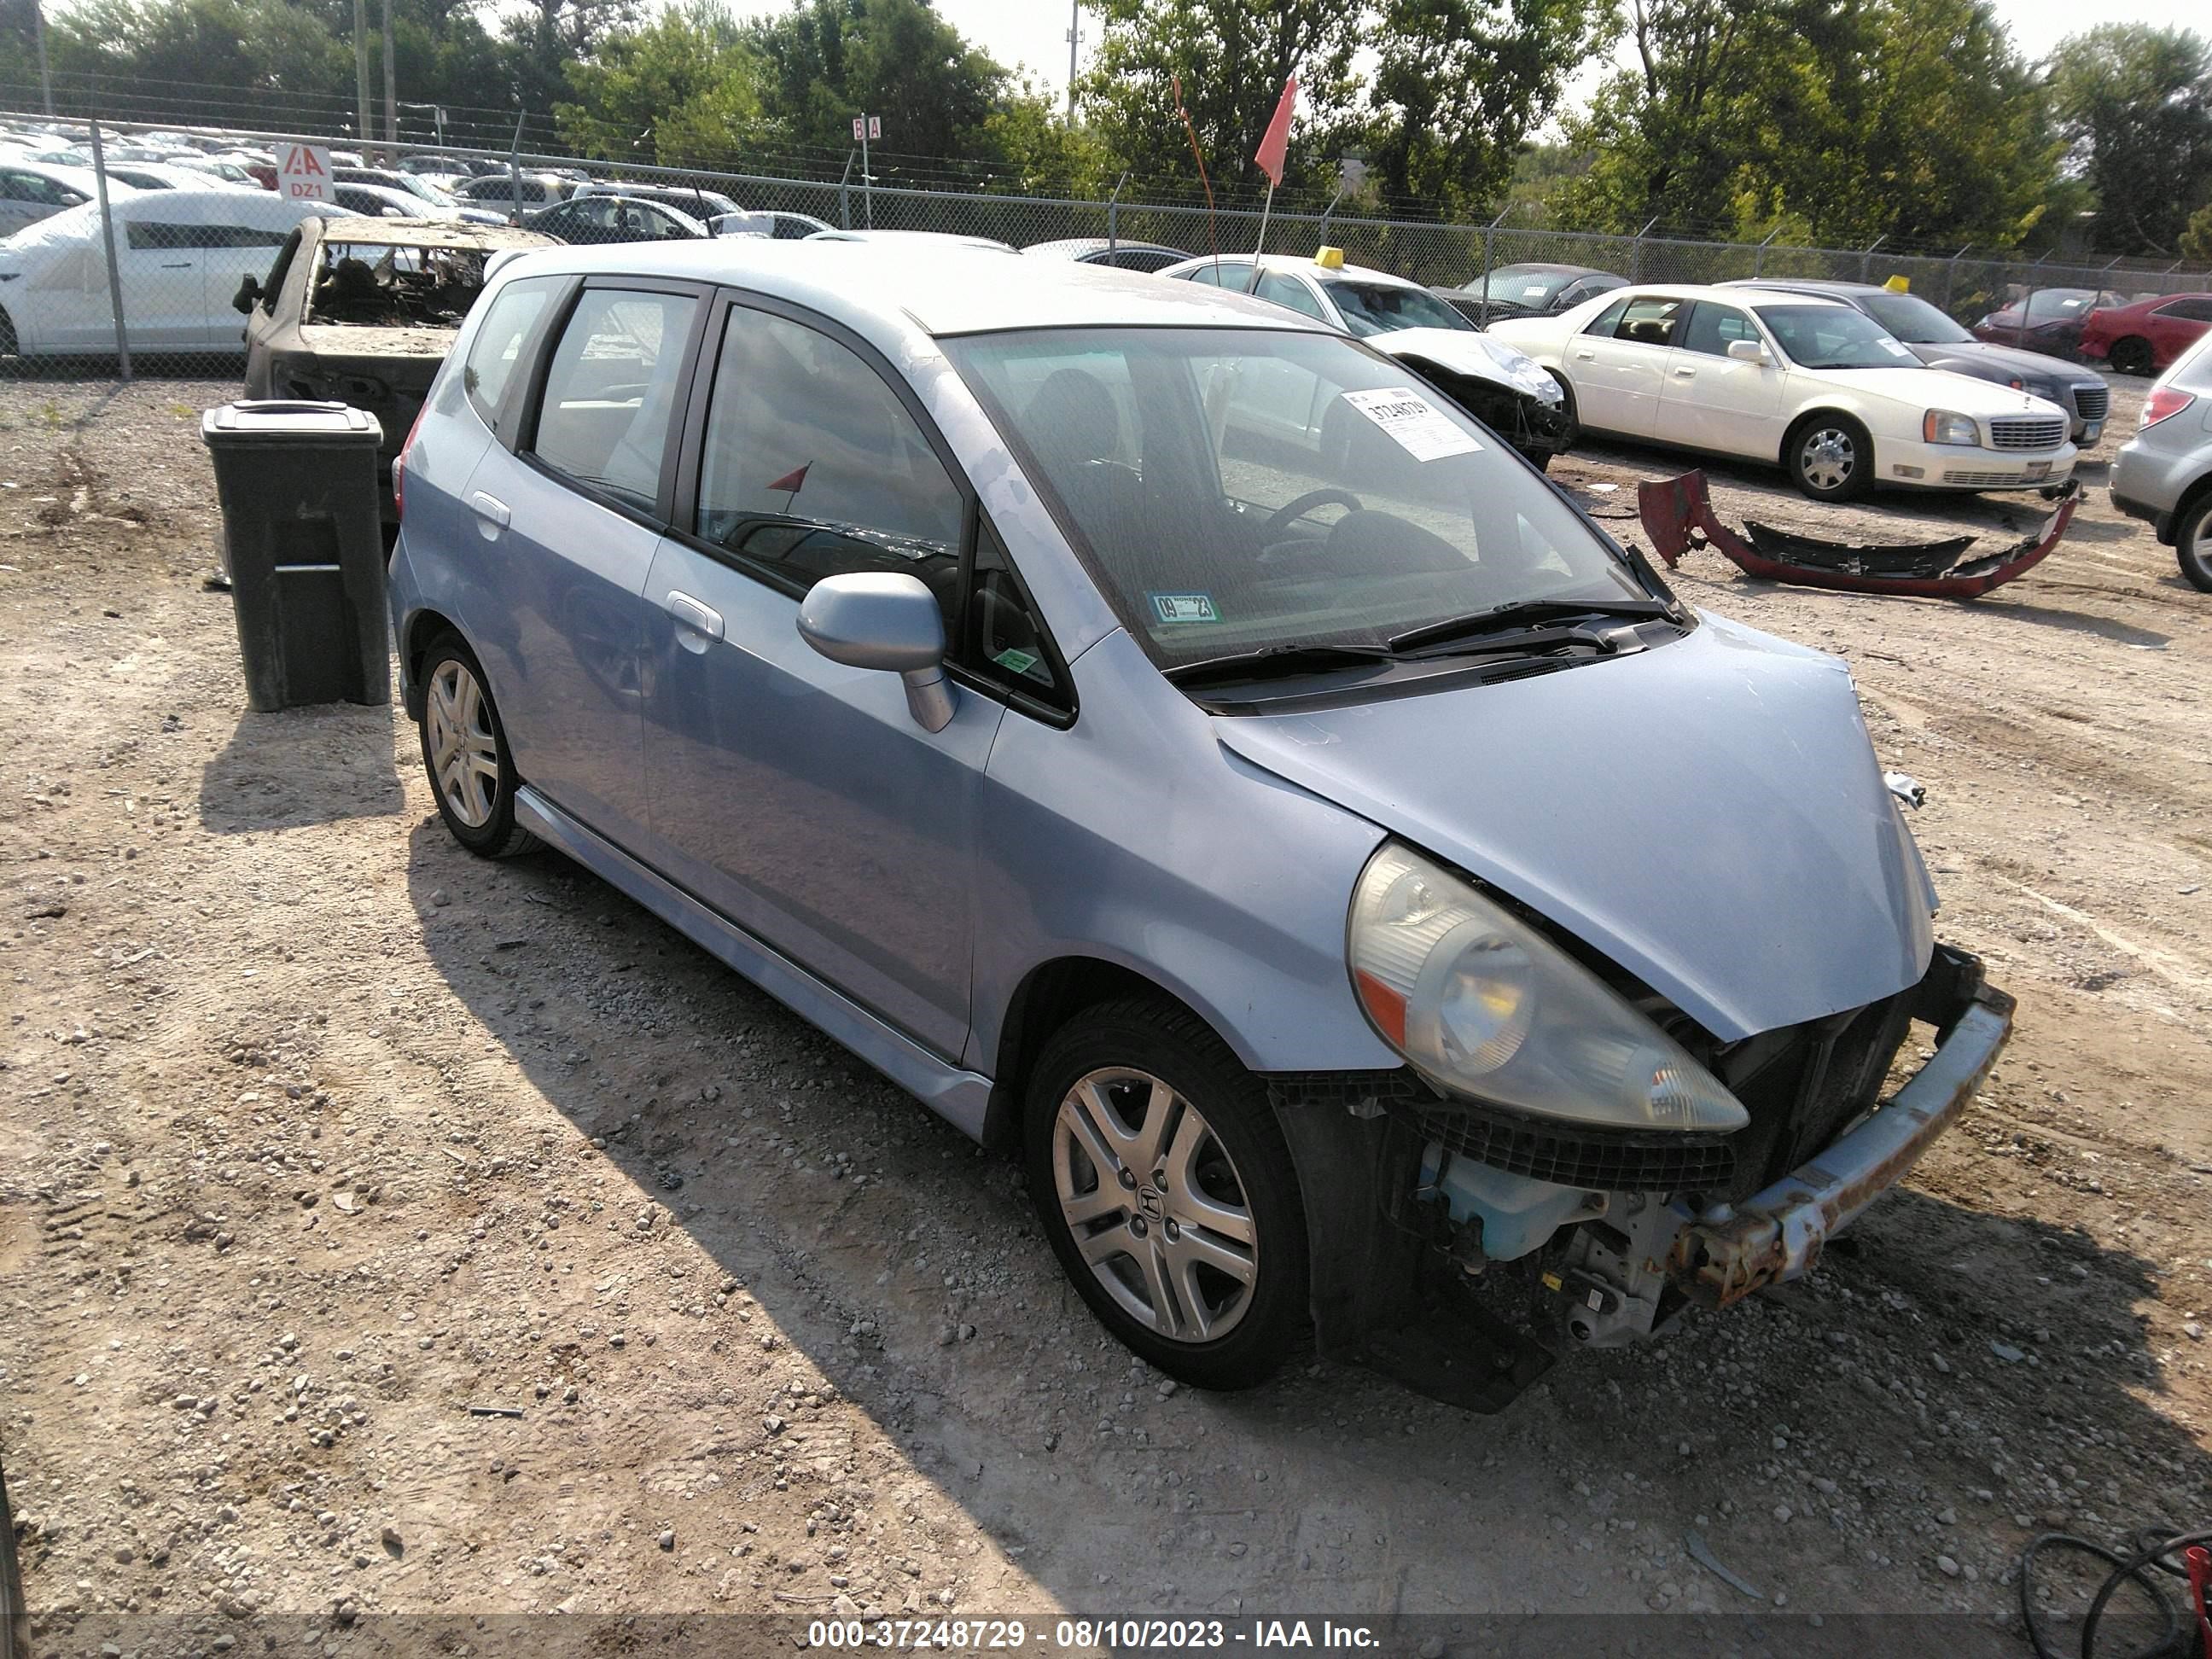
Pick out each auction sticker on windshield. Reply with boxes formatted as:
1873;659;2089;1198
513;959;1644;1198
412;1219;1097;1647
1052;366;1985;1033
1149;592;1220;625
1342;387;1483;462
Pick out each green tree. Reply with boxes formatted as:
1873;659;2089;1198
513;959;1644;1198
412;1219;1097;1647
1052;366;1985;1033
2185;202;2212;264
1365;0;1617;218
1554;0;2056;247
1077;0;1364;201
556;2;763;164
2048;25;2212;255
742;0;1008;174
981;78;1114;195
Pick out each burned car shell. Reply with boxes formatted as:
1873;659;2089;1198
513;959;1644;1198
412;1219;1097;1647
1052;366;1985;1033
240;216;555;521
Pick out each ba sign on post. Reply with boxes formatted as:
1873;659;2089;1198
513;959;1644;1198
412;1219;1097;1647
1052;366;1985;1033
277;143;333;203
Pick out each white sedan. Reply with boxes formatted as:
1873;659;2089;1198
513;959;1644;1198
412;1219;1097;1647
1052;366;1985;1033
0;189;355;355
1488;282;2076;500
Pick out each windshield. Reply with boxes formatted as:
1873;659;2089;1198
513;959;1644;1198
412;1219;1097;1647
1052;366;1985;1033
1479;267;1573;305
1754;305;1919;370
1860;292;1972;344
945;327;1654;671
1329;280;1471;335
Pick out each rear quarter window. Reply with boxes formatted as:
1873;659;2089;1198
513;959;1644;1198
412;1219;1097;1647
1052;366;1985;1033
462;276;560;427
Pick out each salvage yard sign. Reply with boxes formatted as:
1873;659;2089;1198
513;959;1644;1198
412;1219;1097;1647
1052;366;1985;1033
278;143;333;203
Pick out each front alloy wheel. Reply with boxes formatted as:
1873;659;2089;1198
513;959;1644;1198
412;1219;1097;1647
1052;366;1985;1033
1790;414;1871;501
1053;1068;1259;1343
1025;998;1307;1389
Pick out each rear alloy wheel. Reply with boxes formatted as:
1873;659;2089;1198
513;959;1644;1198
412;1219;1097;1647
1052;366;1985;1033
1024;998;1307;1389
2106;337;2153;377
1788;413;1872;502
2175;494;2212;594
417;634;539;859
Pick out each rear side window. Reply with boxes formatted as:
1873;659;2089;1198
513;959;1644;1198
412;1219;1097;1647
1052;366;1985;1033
1612;295;1685;347
2158;297;2212;323
529;287;700;515
124;219;196;251
1581;294;1632;337
463;276;559;425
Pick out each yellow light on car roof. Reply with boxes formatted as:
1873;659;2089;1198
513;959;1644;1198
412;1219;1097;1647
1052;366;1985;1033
1883;274;1909;293
1315;245;1344;270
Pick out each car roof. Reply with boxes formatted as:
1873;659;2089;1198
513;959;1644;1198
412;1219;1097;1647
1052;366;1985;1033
1722;277;1887;297
1581;282;1852;309
1160;252;1424;290
305;216;553;251
1023;238;1188;259
489;238;1333;340
1491;262;1613;277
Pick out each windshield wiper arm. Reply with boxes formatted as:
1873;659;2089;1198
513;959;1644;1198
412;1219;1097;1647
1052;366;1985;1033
1162;642;1396;688
1388;597;1675;655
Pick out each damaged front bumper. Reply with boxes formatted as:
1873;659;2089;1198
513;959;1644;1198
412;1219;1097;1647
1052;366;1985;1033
1668;952;2013;1308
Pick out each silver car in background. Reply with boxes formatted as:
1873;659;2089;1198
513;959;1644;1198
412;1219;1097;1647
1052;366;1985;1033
2110;332;2212;591
386;242;2011;1406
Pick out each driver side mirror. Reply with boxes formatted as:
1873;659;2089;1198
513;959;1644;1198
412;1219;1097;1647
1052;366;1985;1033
797;572;956;732
232;273;261;316
1726;338;1771;364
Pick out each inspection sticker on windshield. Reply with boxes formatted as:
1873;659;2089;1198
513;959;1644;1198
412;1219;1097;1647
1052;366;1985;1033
1149;592;1221;626
1341;387;1482;461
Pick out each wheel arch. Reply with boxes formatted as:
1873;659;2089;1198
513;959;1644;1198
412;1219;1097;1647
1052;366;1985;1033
981;956;1243;1151
1779;404;1866;468
399;605;463;720
2169;468;2212;549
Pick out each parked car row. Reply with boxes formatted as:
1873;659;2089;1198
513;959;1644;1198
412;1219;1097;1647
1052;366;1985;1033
1971;286;2212;376
379;236;2020;1400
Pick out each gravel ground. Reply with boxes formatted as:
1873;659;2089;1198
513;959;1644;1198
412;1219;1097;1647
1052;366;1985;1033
1;374;2208;1653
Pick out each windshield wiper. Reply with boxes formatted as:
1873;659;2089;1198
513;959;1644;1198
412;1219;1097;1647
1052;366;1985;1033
1161;642;1396;688
1388;597;1675;655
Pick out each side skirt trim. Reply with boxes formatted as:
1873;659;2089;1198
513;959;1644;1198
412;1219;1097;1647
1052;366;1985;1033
512;785;993;1141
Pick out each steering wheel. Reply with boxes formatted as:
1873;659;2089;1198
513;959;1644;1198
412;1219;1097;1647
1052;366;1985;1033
1263;487;1365;536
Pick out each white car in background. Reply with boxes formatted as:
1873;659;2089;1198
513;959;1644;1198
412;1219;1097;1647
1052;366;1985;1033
0;160;108;236
1156;251;1574;468
0;189;356;355
1490;283;2078;500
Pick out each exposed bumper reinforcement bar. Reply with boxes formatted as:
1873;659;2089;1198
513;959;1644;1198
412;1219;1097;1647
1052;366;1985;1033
1669;960;2014;1308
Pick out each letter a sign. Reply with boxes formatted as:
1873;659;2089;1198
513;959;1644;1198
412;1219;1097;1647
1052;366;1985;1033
278;143;333;203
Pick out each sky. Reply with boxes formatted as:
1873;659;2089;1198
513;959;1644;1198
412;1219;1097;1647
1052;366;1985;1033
802;0;2208;109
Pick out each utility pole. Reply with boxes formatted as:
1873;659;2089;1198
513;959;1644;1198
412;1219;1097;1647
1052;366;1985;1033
352;0;373;149
32;0;52;117
1064;0;1079;119
381;0;398;154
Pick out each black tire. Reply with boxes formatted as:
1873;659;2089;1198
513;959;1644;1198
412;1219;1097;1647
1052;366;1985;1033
2175;493;2212;594
1546;370;1580;448
0;306;16;360
1;1446;26;1659
2107;337;2153;377
416;632;540;859
1786;411;1873;502
1023;996;1308;1390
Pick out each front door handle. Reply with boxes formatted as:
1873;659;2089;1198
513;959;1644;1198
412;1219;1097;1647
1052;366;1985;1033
160;261;193;270
666;591;723;647
468;491;510;529
1674;365;1697;378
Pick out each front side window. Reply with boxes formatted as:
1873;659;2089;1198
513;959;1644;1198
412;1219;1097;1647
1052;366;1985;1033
1860;291;1973;344
1677;302;1761;358
1327;280;1470;335
529;286;698;513
946;326;1654;671
463;275;558;424
692;305;963;626
1754;304;1918;370
1256;272;1329;323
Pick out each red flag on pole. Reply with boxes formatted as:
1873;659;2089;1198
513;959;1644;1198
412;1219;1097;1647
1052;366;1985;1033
765;462;809;495
1254;75;1297;187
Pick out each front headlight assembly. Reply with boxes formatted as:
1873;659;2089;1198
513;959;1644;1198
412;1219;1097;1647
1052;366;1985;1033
1922;410;1980;446
1348;841;1748;1134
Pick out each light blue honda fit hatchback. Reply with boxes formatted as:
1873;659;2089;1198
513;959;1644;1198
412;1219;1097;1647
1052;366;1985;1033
388;241;2011;1407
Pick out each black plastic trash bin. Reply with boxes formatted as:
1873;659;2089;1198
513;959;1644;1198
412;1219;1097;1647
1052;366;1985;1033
201;399;388;712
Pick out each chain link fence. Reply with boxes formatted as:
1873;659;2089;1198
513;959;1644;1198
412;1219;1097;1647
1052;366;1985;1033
2;111;2209;385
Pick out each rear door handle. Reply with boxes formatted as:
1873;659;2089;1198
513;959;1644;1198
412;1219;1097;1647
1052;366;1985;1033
1674;365;1697;378
1572;347;1595;361
468;491;510;529
160;261;193;270
666;591;723;645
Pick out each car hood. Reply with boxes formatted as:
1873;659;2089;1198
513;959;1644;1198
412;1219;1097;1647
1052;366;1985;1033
1367;327;1562;402
1211;614;1936;1042
1803;364;2067;419
1909;339;2091;387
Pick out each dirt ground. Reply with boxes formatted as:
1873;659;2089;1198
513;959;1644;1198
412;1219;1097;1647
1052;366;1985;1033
1;373;2208;1655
